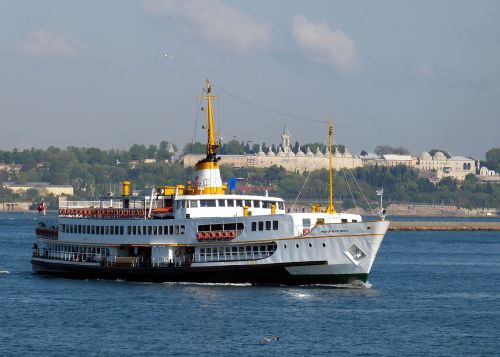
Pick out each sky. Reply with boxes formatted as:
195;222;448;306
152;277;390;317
0;0;499;159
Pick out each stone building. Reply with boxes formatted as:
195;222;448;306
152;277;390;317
183;125;363;173
414;152;476;180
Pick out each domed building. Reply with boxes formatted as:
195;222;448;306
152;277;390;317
183;124;363;173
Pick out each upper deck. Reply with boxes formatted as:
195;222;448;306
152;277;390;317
58;193;286;219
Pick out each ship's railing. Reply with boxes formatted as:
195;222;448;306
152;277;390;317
105;255;188;268
33;249;103;263
60;200;147;209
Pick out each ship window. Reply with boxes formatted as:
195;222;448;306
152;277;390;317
158;226;163;235
352;219;357;223
251;222;257;231
105;226;110;235
255;201;262;208
181;200;186;208
308;243;312;248
322;243;326;247
169;226;174;235
217;199;226;207
132;226;136;235
211;224;223;231
278;202;285;210
100;226;104;235
191;200;199;208
258;221;264;231
180;225;185;234
235;200;243;207
252;246;258;252
341;219;348;223
148;226;153;235
246;246;252;252
296;243;299;248
127;226;131;235
153;226;157;235
265;221;271;230
273;221;279;230
198;224;210;232
284;244;287;249
175;226;179;234
91;226;95;234
200;200;216;207
227;200;235;207
262;201;270;208
303;218;311;228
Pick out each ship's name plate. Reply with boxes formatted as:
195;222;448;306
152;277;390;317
320;229;348;234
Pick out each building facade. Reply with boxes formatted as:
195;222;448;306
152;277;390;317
183;125;363;173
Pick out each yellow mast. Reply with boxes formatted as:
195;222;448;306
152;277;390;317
190;79;225;195
326;115;336;214
202;79;219;159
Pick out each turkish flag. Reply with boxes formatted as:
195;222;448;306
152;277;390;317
37;200;46;212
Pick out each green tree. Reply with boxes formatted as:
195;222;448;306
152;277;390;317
429;149;451;158
183;142;206;154
221;140;245;154
485;148;500;171
374;145;410;155
129;144;147;161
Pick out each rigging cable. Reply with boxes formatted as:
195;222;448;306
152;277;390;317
290;142;327;212
342;168;361;216
212;83;327;124
347;168;378;216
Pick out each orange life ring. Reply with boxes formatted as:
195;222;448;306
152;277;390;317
196;232;203;240
303;228;311;235
229;231;235;238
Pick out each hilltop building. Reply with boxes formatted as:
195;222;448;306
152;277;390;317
183;126;479;182
183;125;363;173
414;152;476;180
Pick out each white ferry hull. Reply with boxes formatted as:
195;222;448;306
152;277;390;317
31;220;388;285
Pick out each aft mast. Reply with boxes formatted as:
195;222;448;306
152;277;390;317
326;115;336;214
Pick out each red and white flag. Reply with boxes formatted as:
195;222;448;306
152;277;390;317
37;200;46;215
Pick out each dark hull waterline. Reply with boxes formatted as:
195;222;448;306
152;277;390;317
31;259;368;286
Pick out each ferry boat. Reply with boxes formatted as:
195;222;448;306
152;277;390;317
31;80;389;285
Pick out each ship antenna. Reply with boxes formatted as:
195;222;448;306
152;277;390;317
326;115;336;214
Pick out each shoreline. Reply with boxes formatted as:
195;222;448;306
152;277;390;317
388;221;500;231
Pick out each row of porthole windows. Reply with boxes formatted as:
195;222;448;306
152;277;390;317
283;242;327;249
60;224;186;236
251;220;279;231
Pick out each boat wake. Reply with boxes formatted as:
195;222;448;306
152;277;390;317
305;280;372;289
0;270;10;275
161;281;252;287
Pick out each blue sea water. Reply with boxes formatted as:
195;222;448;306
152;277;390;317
0;212;499;356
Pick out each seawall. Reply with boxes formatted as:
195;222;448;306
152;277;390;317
389;221;500;231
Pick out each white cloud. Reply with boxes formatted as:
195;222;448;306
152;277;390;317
21;27;89;59
291;16;361;75
416;65;434;79
142;0;271;53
